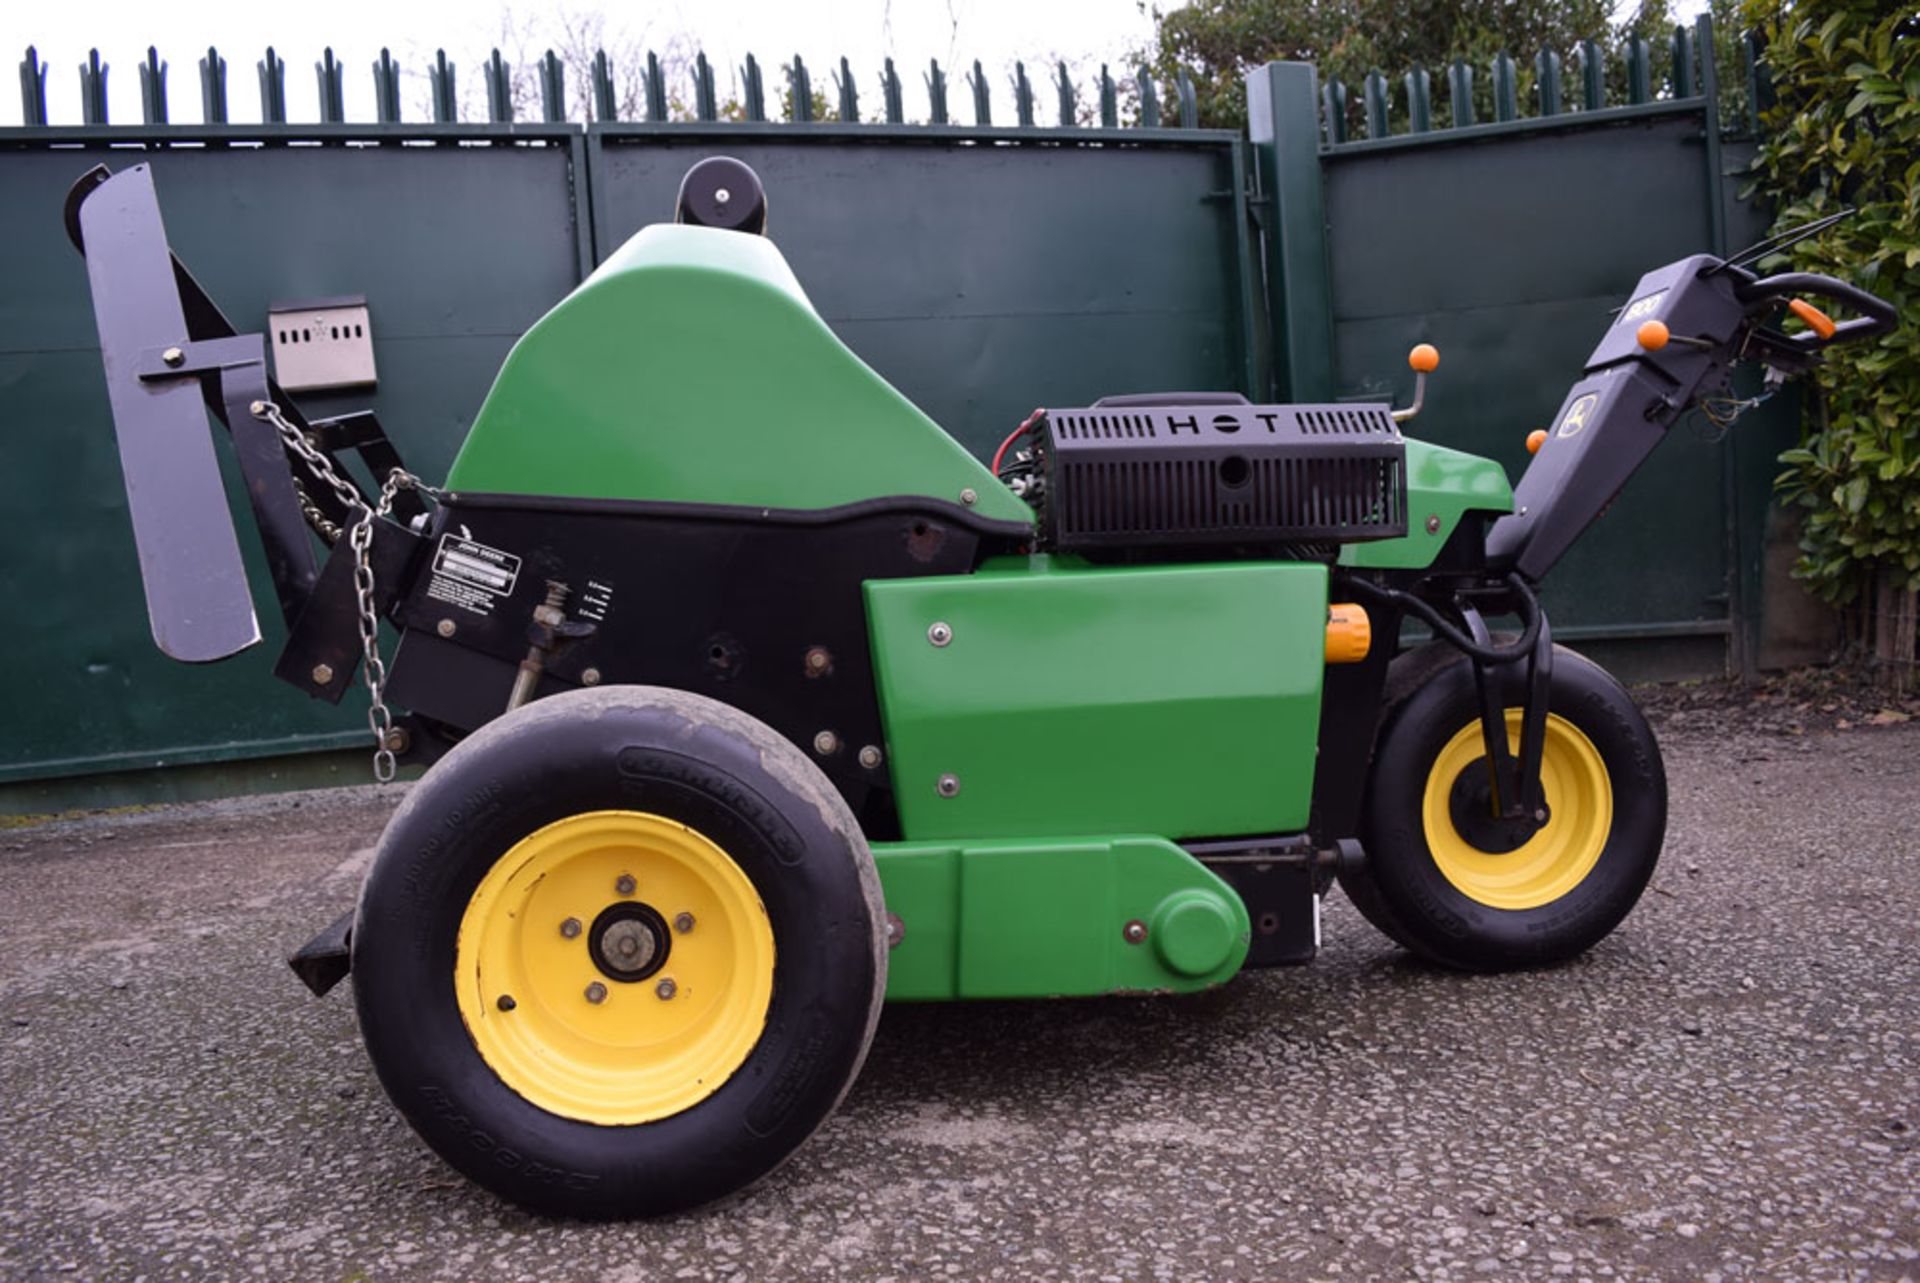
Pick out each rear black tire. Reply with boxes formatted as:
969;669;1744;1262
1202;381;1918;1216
1344;645;1665;971
351;687;887;1218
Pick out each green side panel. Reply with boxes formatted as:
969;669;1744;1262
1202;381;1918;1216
865;557;1327;842
446;223;1033;525
1341;438;1514;570
875;835;1252;1000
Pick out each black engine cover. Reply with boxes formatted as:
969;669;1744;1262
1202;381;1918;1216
1034;401;1407;552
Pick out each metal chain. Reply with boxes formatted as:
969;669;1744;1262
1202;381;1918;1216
292;478;343;543
250;399;441;783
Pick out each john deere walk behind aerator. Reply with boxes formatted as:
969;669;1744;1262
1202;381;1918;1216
66;156;1893;1216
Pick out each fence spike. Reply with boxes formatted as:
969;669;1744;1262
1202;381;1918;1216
1670;25;1696;98
1322;77;1347;144
1176;67;1197;128
20;46;47;126
593;50;615;122
1576;39;1603;110
1743;27;1772;133
1098;64;1116;128
1492;51;1517;122
1137;66;1160;128
925;59;947;124
1404;66;1431;133
372;48;400;123
881;57;903;123
835;56;859;123
257;47;284;124
646;50;668;121
316;48;344;124
1625;35;1651;104
200;47;228;124
969;59;991;125
1535;49;1562;116
693;52;717;122
79;49;109;125
1362;69;1388;137
539;51;566;122
1055;61;1075;127
429;49;456;123
484;49;513;122
742;53;766;121
1012;61;1034;127
1448;58;1474;127
139;46;167;125
789;54;813;122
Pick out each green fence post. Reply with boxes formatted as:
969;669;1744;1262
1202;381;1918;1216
1362;69;1389;137
258;47;285;124
139;46;168;125
1098;64;1117;127
19;46;47;126
1321;77;1346;143
1576;39;1603;110
693;52;717;122
1176;67;1198;128
1625;35;1651;104
593;50;616;121
836;56;860;123
200;47;227;123
1246;62;1335;402
1743;28;1771;132
647;51;669;121
881;57;903;123
1404;66;1432;132
1670;25;1695;98
317;48;344;123
925;59;947;124
971;60;992;125
539;51;566;122
789;54;814;122
1012;61;1034;127
1055;61;1075;126
484;49;513;123
1136;66;1160;128
1448;57;1474;127
372;48;400;123
742;53;766;122
429;50;456;123
1536;49;1562;115
1492;52;1518;122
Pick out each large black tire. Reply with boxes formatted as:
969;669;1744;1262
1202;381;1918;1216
1343;644;1665;971
352;687;887;1218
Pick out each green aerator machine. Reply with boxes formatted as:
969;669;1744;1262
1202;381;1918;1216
65;155;1894;1216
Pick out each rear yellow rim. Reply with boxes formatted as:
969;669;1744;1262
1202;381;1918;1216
454;810;775;1126
1421;711;1612;911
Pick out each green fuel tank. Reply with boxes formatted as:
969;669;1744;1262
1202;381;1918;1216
446;224;1032;525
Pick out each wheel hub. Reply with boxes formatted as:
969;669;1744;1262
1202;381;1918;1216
589;900;672;982
1446;758;1550;854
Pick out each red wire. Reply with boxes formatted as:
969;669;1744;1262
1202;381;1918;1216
991;408;1046;475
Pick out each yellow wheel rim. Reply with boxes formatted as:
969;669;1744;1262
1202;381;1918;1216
454;810;775;1125
1421;711;1613;911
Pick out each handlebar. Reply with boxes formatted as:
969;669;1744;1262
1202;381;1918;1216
1734;270;1898;349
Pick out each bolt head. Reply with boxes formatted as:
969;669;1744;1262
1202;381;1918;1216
655;978;677;1000
886;913;906;948
436;618;456;638
813;730;841;756
581;667;602;686
162;346;185;367
960;487;979;506
585;982;608;1004
310;663;334;686
714;187;731;205
858;745;884;770
615;874;637;897
1425;513;1442;534
560;917;582;939
804;646;832;676
936;773;960;798
1534;808;1549;823
673;912;695;934
927;621;953;647
248;400;269;417
1123;919;1149;944
496;994;517;1011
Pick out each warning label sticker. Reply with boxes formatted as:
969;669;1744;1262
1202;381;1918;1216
426;535;522;616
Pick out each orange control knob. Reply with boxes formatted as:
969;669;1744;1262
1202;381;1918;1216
1526;429;1547;454
1325;603;1372;665
1408;343;1440;373
1636;319;1670;351
1788;298;1837;339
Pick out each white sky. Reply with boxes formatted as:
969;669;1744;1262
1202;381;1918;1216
5;0;1163;127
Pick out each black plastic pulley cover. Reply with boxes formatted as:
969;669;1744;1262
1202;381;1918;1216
676;156;768;235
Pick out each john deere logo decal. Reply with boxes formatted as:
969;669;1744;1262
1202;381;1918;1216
1620;290;1667;325
1557;393;1599;438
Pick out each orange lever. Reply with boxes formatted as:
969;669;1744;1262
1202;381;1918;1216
1526;429;1547;454
1408;343;1439;372
1636;319;1670;351
1788;298;1837;339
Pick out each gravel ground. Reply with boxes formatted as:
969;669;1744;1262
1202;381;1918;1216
0;700;1915;1282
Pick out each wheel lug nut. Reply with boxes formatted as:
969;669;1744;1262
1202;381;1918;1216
496;994;516;1011
655;978;677;1000
585;982;607;1004
674;912;695;934
559;917;582;939
615;874;636;896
